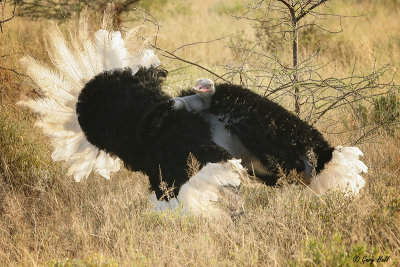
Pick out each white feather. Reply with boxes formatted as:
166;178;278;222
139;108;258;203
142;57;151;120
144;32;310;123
67;144;99;182
310;146;367;195
93;151;121;180
18;98;73;116
19;7;158;182
20;56;78;103
93;30;130;71
47;24;87;87
131;49;160;69
149;159;245;217
51;134;84;161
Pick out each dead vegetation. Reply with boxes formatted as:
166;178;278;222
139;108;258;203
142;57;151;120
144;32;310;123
0;0;399;266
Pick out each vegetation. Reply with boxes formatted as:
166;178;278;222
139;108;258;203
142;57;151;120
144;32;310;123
0;0;399;266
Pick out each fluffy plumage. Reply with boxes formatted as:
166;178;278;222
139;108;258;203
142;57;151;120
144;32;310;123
19;6;367;218
17;29;125;181
149;159;245;216
76;67;169;173
179;83;367;195
179;83;334;183
19;7;244;217
18;7;164;182
310;146;367;195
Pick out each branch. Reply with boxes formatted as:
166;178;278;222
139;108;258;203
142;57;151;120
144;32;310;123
297;19;343;34
132;7;160;46
150;45;231;84
172;34;232;53
0;0;17;33
276;0;293;11
351;122;399;146
296;0;329;22
0;66;28;77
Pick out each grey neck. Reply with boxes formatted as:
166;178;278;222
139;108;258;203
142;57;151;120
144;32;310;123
199;93;213;109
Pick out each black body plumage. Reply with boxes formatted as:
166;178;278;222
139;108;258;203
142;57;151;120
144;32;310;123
180;84;334;185
77;66;335;198
77;67;230;198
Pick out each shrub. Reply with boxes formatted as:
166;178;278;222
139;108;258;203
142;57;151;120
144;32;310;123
372;92;400;133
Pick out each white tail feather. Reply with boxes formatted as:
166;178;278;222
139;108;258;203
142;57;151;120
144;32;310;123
310;146;367;195
20;56;78;103
150;159;245;217
47;24;88;86
18;6;158;181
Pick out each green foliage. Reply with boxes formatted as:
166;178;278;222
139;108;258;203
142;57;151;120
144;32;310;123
212;0;245;15
346;92;400;139
0;111;59;189
292;233;390;266
47;253;118;267
16;0;143;21
301;26;328;52
372;92;400;133
351;102;370;128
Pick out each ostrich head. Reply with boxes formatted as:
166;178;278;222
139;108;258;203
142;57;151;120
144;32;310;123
193;78;215;100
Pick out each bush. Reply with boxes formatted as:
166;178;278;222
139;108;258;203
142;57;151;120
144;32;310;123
0;111;60;190
372;92;400;133
16;0;141;21
292;233;390;267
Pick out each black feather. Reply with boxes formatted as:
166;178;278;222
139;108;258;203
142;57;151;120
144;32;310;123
181;83;334;185
76;67;230;199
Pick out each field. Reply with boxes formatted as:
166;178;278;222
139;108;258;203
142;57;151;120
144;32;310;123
0;0;400;266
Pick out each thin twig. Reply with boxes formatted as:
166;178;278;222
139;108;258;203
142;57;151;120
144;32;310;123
0;0;17;33
172;34;232;53
151;45;231;84
132;7;160;46
0;66;28;77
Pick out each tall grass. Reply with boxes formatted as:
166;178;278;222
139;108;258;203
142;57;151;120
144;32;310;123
0;0;399;266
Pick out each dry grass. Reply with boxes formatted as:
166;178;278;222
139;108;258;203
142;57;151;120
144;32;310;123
0;0;400;266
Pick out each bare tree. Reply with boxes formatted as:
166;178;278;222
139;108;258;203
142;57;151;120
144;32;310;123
275;0;328;114
229;0;346;116
0;0;17;32
223;0;398;134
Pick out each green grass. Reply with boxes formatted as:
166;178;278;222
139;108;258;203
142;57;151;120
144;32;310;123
0;109;59;189
291;233;392;266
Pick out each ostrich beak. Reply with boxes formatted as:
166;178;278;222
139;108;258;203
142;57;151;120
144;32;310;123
193;84;211;93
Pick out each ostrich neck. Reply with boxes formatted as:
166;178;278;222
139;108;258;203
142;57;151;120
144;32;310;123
199;93;213;109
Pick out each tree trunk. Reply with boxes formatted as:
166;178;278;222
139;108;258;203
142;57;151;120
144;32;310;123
293;21;300;116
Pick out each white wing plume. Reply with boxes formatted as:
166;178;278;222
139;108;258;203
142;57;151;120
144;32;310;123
310;146;368;196
18;6;160;182
149;159;245;217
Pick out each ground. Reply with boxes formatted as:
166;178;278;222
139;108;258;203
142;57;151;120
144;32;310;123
0;0;399;266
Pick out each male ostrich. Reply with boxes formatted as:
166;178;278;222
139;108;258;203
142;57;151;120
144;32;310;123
176;79;367;194
19;8;366;217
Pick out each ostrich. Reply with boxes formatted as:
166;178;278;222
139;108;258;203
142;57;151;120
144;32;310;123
180;81;367;194
18;8;366;217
